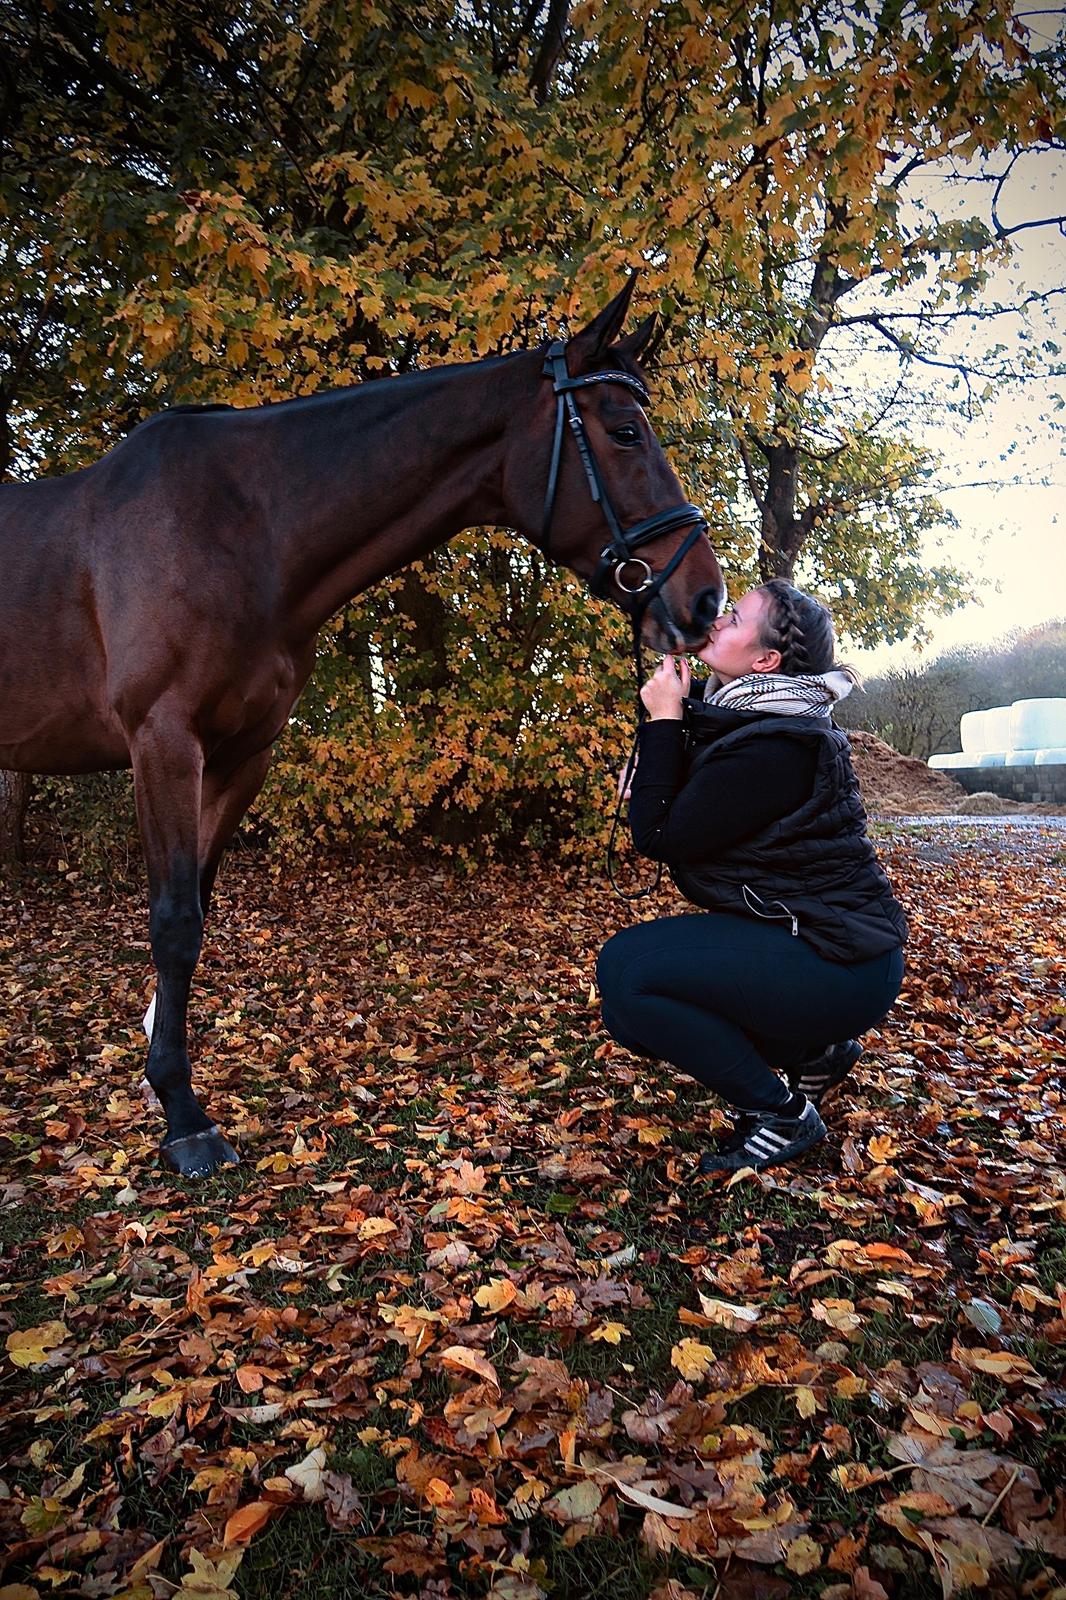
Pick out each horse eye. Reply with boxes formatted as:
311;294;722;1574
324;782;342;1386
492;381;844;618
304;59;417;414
611;425;640;445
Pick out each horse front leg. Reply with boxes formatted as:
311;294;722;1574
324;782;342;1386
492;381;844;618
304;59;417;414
141;747;273;1040
132;718;238;1178
198;747;273;919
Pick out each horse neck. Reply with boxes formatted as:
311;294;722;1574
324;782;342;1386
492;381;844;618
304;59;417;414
273;355;532;637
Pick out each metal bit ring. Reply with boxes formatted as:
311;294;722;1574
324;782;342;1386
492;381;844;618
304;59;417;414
613;558;654;594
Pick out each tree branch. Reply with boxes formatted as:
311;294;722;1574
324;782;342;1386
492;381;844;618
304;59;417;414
528;0;569;104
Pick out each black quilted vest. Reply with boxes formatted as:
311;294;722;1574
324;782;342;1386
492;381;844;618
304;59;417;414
671;699;908;964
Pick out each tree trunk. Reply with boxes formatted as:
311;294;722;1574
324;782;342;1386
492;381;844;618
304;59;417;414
757;441;806;581
0;770;31;864
529;0;570;103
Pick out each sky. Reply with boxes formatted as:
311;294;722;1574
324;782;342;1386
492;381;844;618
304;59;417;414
846;143;1066;676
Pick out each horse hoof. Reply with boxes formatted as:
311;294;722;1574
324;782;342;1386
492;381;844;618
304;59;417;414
162;1126;240;1178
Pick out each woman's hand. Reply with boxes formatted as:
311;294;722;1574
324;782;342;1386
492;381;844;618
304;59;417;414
617;749;637;801
639;654;691;720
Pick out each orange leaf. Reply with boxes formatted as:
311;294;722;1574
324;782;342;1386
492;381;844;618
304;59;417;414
438;1345;500;1389
223;1500;280;1547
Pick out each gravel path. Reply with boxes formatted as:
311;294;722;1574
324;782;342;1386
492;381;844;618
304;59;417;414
885;813;1066;830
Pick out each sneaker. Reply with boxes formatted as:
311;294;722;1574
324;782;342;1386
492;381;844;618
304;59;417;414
786;1040;863;1108
712;1113;758;1157
697;1098;827;1174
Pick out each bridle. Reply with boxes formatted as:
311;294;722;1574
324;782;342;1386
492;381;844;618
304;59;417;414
539;339;709;614
538;338;713;900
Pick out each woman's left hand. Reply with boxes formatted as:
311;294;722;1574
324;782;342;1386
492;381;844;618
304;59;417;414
640;655;690;720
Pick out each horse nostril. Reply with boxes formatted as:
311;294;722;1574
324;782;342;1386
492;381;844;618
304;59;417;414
692;585;725;630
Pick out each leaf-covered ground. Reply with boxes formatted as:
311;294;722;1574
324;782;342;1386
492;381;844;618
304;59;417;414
1;824;1065;1600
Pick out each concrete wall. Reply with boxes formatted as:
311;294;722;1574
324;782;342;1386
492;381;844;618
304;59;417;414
938;764;1066;803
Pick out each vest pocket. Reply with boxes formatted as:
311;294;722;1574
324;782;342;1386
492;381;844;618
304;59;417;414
742;883;799;937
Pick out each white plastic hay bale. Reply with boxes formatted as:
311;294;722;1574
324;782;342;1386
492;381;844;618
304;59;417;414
1008;698;1066;752
1035;748;1066;765
928;752;970;769
960;705;1012;754
1006;749;1038;767
985;705;1013;749
975;751;1006;767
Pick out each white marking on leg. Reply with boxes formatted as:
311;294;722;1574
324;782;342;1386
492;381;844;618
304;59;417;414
143;990;157;1042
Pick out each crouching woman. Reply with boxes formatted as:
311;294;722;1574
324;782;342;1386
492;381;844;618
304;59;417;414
596;580;906;1175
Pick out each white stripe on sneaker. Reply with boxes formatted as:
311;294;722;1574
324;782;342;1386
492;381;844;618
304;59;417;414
747;1136;783;1158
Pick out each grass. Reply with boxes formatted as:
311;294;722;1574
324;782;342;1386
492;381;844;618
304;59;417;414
4;838;1066;1600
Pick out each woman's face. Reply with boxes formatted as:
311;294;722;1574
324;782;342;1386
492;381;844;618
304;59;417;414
694;587;782;684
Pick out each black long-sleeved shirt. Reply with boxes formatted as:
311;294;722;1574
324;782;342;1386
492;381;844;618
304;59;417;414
629;717;819;863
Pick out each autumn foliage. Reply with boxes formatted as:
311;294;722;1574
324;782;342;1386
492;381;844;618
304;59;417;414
2;823;1065;1597
5;1;1065;850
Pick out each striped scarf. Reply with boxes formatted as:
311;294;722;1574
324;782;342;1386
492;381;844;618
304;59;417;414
705;670;854;717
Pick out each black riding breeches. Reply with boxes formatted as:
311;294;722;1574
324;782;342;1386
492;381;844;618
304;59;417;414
596;912;904;1112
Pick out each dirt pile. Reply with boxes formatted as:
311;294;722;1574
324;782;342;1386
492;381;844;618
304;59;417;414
847;730;1066;816
848;730;966;814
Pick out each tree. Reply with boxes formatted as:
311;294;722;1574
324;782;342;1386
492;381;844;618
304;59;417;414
2;1;1063;852
837;619;1066;759
612;2;1066;612
0;770;30;865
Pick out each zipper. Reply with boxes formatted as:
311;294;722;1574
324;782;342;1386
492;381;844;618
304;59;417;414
742;883;799;937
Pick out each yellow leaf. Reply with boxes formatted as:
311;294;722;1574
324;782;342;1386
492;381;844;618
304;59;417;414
474;1278;519;1315
357;1216;397;1242
177;1548;244;1597
589;1321;629;1344
785;1534;823;1575
543;1479;603;1523
812;1298;863;1336
696;1292;761;1331
5;1322;70;1369
951;1344;1037;1381
794;1385;818;1418
670;1338;716;1381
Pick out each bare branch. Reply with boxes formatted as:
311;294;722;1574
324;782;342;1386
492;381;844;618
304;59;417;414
729;410;765;510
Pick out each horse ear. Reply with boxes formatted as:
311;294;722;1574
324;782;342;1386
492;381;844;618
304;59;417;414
614;313;658;368
565;274;639;369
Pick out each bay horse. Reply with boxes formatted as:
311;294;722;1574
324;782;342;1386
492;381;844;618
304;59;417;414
0;279;724;1177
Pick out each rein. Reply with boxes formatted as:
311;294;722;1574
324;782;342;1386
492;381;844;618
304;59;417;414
538;338;709;901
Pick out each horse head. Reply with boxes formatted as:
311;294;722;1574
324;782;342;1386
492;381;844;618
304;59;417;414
503;277;725;653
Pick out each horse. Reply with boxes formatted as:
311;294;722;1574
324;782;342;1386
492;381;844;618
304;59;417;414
0;278;724;1177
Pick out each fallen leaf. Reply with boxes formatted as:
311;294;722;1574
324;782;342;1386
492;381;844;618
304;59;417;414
439;1345;501;1389
177;1549;245;1596
284;1446;329;1501
474;1278;519;1314
223;1501;280;1547
670;1338;716;1381
543;1479;603;1523
5;1322;71;1369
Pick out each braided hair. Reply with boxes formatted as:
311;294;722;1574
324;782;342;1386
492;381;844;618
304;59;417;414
757;579;860;683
